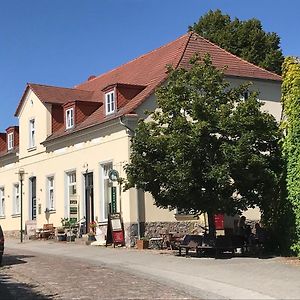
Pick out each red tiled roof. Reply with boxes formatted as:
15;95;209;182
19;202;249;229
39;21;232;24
15;32;281;142
15;83;95;116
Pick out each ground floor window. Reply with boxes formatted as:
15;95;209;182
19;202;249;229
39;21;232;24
101;162;113;220
0;187;5;217
13;183;20;214
47;176;55;210
67;172;78;221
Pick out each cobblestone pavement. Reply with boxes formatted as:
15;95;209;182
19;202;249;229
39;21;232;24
0;248;197;300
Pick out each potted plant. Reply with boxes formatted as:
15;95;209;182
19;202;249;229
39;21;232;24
87;231;96;241
56;226;66;241
136;237;149;250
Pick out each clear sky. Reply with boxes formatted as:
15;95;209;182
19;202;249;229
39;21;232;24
0;0;299;131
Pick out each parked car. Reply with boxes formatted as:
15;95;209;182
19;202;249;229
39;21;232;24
0;225;4;265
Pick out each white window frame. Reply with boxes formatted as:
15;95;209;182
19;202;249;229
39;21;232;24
13;183;20;215
105;91;116;115
0;187;5;217
7;132;14;150
47;176;55;211
29;118;36;148
66;108;74;129
68;172;77;199
100;162;113;221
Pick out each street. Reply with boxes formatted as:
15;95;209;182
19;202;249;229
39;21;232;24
0;247;194;299
1;239;300;299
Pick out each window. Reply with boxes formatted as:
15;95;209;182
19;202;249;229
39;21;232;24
67;172;77;220
13;184;20;215
0;188;5;217
7;132;14;150
101;163;113;220
47;177;55;210
66;108;74;129
240;91;250;101
29;119;35;148
105;91;116;115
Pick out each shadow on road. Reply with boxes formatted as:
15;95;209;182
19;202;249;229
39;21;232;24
1;253;35;266
0;273;58;300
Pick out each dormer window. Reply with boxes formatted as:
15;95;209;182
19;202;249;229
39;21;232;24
66;108;74;129
105;91;116;115
7;132;14;150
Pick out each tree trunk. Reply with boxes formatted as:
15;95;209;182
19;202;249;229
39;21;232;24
207;212;216;239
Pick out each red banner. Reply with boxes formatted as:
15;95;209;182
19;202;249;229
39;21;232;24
214;214;224;230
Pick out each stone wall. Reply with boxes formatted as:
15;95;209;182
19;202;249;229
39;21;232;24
124;220;206;247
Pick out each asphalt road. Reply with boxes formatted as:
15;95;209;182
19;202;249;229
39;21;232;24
2;239;300;299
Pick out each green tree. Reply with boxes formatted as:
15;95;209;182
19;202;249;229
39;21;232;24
189;10;284;75
281;57;300;256
125;55;283;235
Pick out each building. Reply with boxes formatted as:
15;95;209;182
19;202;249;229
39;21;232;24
0;32;281;245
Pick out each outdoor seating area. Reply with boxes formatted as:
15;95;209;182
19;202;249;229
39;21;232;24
176;233;264;258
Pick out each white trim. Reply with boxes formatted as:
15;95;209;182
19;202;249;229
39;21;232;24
7;132;14;150
46;176;55;210
105;90;116;115
13;183;20;215
65;108;74;129
99;161;113;221
29;118;36;148
0;187;5;217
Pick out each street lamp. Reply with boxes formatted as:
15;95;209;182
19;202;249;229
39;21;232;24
18;168;25;243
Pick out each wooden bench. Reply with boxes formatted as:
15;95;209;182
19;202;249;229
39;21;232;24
178;235;204;256
39;224;55;239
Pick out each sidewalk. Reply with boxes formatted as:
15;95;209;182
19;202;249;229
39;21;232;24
5;239;300;299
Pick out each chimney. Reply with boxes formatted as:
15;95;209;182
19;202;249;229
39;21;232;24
88;75;96;81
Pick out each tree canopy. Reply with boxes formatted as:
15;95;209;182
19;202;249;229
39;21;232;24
189;9;284;75
125;55;283;224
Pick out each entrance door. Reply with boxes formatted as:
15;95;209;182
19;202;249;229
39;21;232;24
85;172;94;233
30;177;37;220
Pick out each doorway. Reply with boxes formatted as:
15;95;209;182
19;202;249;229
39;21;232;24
30;177;36;220
84;172;94;233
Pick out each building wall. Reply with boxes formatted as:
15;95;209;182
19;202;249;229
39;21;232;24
0;76;282;242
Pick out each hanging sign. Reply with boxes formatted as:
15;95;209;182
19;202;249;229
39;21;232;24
111;186;117;213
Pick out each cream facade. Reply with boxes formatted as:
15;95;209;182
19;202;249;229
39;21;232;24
0;32;282;244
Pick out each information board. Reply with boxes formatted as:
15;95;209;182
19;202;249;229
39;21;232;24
214;214;225;230
107;213;125;247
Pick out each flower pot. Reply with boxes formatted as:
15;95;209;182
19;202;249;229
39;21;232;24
57;234;66;242
136;239;149;250
67;235;75;242
88;235;96;241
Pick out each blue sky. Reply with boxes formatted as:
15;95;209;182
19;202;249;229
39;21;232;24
0;0;299;131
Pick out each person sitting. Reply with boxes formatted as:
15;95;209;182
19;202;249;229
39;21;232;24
254;223;265;245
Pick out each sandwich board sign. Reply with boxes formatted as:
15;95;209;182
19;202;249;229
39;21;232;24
106;213;125;247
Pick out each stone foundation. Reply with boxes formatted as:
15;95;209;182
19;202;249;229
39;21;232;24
124;220;206;247
3;230;21;239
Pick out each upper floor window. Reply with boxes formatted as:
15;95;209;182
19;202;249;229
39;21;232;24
47;176;55;211
7;132;14;150
0;187;5;217
240;91;250;101
105;91;116;115
29;119;35;148
66;108;74;129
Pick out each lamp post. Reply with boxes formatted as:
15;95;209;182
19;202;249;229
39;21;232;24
18;168;25;243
